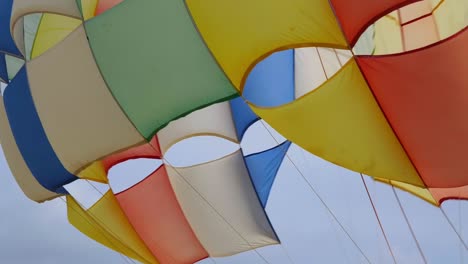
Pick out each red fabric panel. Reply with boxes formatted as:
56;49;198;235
356;28;468;188
430;185;468;204
95;0;123;15
116;166;209;264
102;137;161;172
329;0;419;45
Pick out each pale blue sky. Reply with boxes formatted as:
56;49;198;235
0;119;467;264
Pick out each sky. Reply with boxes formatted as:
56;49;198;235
0;119;467;264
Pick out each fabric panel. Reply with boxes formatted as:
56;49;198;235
116;166;209;264
229;97;259;141
375;178;438;205
245;141;291;207
329;0;418;45
243;50;295;107
26;25;145;174
166;151;279;257
373;13;404;55
94;0;122;15
357;28;468;188
432;0;467;39
78;161;108;183
67;193;159;264
0;95;59;202
5;54;23;80
3;67;76;193
0;0;22;56
22;13;41;60
157;101;239;154
250;60;424;187
399;0;432;24
401;16;440;50
79;0;99;20
430;185;468;204
187;0;347;90
0;54;7;82
84;0;238;140
30;13;81;59
102;137;161;172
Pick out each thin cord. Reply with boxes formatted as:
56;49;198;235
439;206;468;251
58;196;136;264
391;187;428;264
360;174;397;264
259;121;372;264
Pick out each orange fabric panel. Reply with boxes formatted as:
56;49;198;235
329;0;418;45
356;28;468;188
115;166;208;264
402;16;439;50
399;0;432;24
102;137;161;172
95;0;123;15
430;185;468;204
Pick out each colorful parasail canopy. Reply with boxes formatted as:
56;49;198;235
0;0;466;263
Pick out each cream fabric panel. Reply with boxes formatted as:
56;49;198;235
166;151;278;257
26;25;145;174
294;48;351;99
157;101;239;154
0;96;59;202
432;0;467;39
374;14;404;55
10;0;81;56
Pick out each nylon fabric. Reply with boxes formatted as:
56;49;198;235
26;25;145;175
23;13;41;60
373;13;404;54
375;178;438;205
432;0;467;39
116;166;209;264
3;67;76;193
0;0;22;56
430;185;468;204
0;96;59;202
78;161;107;183
329;0;418;45
357;28;468;188
229;97;259;141
157;101;239;154
0;54;7;82
30;14;81;59
251;60;424;187
94;0;122;15
245;141;291;207
187;0;347;90
67;193;159;264
79;0;99;20
166;151;279;257
84;0;238;140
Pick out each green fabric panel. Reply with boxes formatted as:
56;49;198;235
5;55;24;80
23;13;42;60
84;0;238;140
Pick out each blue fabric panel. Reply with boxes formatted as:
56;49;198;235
229;97;259;141
0;54;7;82
0;0;22;57
243;49;295;107
3;67;76;193
244;141;291;207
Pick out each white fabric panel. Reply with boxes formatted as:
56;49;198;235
10;0;81;56
26;25;145;174
294;48;327;99
108;158;163;193
0;96;59;202
294;48;351;99
157;101;239;154
166;151;279;257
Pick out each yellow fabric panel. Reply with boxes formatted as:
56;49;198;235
375;178;438;206
432;0;467;39
374;13;404;55
67;192;158;264
0;96;59;202
31;14;81;59
80;0;99;20
250;60;424;187
77;161;108;183
186;0;347;90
